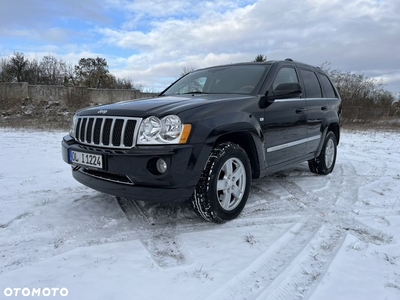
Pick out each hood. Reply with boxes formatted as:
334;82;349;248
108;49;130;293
77;94;253;118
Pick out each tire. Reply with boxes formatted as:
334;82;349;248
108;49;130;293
308;131;337;175
191;142;251;223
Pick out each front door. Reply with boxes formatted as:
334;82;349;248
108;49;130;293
263;67;308;167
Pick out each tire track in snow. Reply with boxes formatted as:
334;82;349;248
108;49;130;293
205;155;395;300
117;197;186;268
264;159;394;299
246;160;346;220
331;154;396;245
385;283;400;296
256;224;346;300
116;150;395;295
0;213;33;229
199;165;347;300
204;221;321;300
261;156;394;299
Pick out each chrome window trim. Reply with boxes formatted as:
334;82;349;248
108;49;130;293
267;135;321;153
274;98;303;102
274;98;338;103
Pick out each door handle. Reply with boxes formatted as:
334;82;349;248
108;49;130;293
321;106;328;111
295;108;306;114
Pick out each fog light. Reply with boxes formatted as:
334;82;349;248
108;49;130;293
156;158;167;174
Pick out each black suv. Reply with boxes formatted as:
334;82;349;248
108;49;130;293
62;59;341;223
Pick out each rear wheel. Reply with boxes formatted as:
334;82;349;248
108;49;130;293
308;131;337;175
191;142;251;223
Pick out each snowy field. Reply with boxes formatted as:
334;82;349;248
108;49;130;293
0;128;400;300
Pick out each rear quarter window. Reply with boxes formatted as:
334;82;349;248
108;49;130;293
319;74;337;98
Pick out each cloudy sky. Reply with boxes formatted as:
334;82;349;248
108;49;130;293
1;0;399;94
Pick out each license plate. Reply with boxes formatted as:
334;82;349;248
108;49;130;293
69;150;103;169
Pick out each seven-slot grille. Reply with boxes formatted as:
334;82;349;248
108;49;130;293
74;116;142;149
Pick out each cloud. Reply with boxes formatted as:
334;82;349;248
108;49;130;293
1;0;400;93
95;0;400;91
0;0;110;28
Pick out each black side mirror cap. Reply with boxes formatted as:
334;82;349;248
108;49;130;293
269;83;302;100
258;95;270;109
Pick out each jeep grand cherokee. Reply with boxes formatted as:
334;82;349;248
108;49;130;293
62;59;341;223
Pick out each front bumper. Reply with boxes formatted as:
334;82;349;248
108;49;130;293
61;135;204;202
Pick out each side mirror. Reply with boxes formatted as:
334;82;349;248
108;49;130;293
269;83;302;100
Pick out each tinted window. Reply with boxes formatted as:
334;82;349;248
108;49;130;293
272;67;299;90
319;74;337;98
172;77;207;94
163;65;270;96
301;69;322;98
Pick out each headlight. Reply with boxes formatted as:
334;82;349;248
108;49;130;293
161;115;182;141
141;116;162;139
69;114;78;138
137;115;191;145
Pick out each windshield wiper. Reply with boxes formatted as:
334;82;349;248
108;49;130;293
181;91;208;95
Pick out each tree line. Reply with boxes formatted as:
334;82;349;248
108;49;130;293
1;52;398;110
0;52;135;89
321;63;397;109
253;54;398;110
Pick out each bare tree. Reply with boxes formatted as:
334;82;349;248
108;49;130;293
0;57;13;82
326;68;395;108
23;58;40;85
321;63;396;122
38;55;69;85
62;62;76;86
180;65;197;77
115;77;134;89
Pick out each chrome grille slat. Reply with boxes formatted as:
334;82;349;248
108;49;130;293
74;116;142;149
90;118;95;144
80;118;87;142
75;118;81;139
109;119;116;146
99;118;104;145
84;118;89;142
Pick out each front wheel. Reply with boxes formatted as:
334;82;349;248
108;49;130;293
191;142;251;223
308;131;337;175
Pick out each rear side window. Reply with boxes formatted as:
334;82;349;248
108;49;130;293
319;74;337;98
300;69;322;98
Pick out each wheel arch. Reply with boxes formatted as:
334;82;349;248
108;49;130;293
328;122;340;145
213;131;261;179
315;121;341;158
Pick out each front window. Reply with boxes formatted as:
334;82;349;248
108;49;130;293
272;67;299;90
162;65;270;96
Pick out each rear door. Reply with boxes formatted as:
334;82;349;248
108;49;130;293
299;68;326;155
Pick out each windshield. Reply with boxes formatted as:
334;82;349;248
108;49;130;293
162;65;270;96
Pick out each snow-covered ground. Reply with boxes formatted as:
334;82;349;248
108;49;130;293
0;128;399;300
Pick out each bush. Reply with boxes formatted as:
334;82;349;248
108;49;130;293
322;64;397;123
